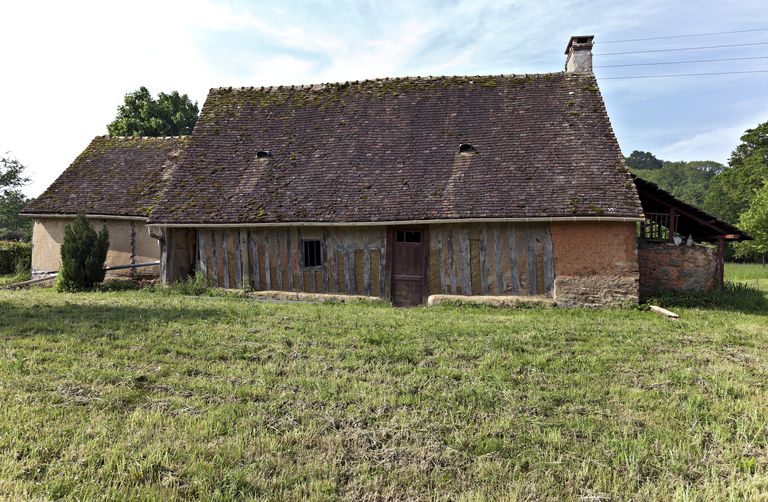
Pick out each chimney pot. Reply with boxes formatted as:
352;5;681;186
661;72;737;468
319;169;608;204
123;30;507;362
565;35;594;74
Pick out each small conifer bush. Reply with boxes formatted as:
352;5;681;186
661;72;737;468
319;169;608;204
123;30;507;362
56;215;109;292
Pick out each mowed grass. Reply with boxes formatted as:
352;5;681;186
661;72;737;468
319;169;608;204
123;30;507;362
0;267;767;500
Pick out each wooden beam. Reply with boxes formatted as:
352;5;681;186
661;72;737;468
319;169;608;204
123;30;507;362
716;238;725;290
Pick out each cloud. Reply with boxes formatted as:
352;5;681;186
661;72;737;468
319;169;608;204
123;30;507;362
3;0;768;197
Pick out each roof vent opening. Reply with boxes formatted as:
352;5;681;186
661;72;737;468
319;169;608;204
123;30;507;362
256;150;272;159
459;143;477;154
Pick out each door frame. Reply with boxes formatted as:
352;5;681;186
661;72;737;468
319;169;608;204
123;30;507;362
387;225;430;305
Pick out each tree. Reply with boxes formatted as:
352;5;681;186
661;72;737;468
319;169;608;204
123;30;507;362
56;215;109;292
0;154;32;241
625;150;663;170
703;121;768;224
631;159;724;207
734;179;768;263
107;86;199;137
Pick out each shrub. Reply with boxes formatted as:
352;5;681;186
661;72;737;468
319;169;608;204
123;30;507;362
0;241;31;274
56;215;109;292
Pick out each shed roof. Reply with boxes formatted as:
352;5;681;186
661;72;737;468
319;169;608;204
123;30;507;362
23;136;186;219
633;175;751;242
149;72;643;225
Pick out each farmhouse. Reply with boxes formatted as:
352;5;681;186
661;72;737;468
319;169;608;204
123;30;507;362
23;36;749;305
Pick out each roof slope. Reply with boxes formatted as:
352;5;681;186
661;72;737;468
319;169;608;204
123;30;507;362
150;73;642;225
24;136;186;218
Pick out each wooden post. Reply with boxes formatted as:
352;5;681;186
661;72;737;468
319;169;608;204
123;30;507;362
716;237;725;290
159;228;172;283
669;208;677;242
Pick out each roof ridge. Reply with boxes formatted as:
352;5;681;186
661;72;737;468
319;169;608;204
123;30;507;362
209;72;572;93
98;135;186;140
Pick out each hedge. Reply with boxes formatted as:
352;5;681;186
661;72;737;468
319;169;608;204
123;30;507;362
0;241;32;274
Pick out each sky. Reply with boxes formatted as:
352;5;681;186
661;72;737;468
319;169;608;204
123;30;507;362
2;0;768;197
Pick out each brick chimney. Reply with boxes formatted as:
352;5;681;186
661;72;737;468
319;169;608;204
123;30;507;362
565;35;594;73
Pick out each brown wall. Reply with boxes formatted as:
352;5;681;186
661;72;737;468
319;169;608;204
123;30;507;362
31;217;160;277
550;222;639;306
638;241;716;296
549;221;638;276
194;226;387;296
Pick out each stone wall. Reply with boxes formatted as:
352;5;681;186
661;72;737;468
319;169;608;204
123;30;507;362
638;242;716;297
554;275;639;307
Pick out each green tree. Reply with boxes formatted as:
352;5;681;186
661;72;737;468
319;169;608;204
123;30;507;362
107;86;199;137
56;214;109;292
631;160;724;207
625;150;663;170
0;154;32;241
734;179;768;263
703;122;768;224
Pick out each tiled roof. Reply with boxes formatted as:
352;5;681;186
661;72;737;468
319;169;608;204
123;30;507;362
148;72;642;224
24;136;186;218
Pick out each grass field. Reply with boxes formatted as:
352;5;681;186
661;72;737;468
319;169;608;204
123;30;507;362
0;265;767;500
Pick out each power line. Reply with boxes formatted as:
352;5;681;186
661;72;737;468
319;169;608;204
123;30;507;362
600;69;768;79
595;41;768;56
599;28;768;44
595;55;768;68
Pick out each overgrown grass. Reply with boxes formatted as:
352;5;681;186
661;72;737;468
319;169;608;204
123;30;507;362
727;262;768;291
0;269;766;500
0;270;30;287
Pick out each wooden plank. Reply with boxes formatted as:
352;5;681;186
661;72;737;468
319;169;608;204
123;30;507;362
479;224;489;294
543;225;554;296
370;248;380;297
493;226;504;294
379;231;387;299
354;249;364;296
255;230;261;291
507;226;519;294
326;233;337;293
239;230;249;288
459;227;472;295
363;247;371;296
263;232;271;289
197;231;207;279
343;245;353;294
436;231;446;294
220;230;231;289
234;230;243;289
650;305;679;319
285;228;294;291
527;228;537;296
337;251;345;294
470;238;481;296
274;231;283;290
209;230;219;286
321;231;329;293
447;228;456;294
536;231;545;296
296;227;305;291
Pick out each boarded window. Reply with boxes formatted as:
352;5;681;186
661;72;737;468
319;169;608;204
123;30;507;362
303;240;323;268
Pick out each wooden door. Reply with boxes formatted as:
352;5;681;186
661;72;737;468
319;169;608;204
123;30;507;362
390;227;428;306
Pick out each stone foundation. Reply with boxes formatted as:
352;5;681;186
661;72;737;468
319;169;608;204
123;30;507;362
554;275;639;307
638;242;716;297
